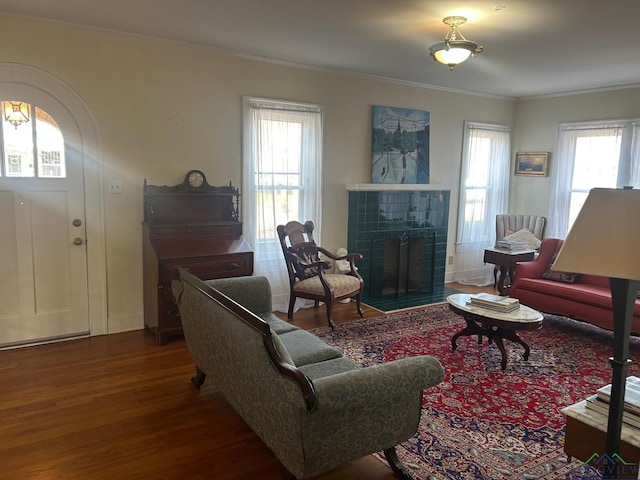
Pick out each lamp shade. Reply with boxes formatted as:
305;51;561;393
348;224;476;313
551;188;640;281
431;43;472;65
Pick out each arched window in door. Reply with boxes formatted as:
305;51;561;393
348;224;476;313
1;100;66;178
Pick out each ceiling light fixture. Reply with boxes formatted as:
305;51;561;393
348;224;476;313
3;101;30;129
429;16;484;70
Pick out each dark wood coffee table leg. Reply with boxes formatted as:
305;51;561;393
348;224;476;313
497;328;531;361
451;311;532;370
490;335;508;371
452;317;487;351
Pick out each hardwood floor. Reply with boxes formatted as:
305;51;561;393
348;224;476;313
0;283;494;480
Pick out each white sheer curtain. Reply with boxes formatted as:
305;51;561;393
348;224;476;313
547;122;625;238
242;97;322;312
453;122;510;286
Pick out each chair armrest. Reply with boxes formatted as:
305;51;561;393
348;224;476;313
284;251;330;271
514;259;546;279
311;356;444;411
316;247;363;278
317;246;363;263
298;258;332;272
514;237;562;280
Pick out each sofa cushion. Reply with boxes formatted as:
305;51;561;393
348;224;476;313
298;357;360;380
278;330;343;366
542;252;579;283
579;274;610;288
504;227;542;250
515;278;640;316
259;313;300;334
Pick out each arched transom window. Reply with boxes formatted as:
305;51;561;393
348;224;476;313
1;100;66;178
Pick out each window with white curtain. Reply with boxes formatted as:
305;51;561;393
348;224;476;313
453;121;510;286
547;120;640;238
242;97;323;311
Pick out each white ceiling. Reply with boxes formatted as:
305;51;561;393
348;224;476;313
1;0;639;99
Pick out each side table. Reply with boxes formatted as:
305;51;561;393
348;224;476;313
562;400;640;463
483;247;535;295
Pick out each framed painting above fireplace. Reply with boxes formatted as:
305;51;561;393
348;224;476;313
371;105;430;184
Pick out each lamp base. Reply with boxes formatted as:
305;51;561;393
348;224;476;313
604;277;639;479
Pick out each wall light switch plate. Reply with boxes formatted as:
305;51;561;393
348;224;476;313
107;179;122;194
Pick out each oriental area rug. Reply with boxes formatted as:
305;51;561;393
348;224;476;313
311;303;640;479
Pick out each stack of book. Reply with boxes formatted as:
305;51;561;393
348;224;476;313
466;293;520;313
495;239;528;251
584;376;640;428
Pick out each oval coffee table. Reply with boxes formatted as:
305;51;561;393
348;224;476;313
447;293;544;370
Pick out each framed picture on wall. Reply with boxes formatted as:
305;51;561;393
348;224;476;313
515;152;549;176
371;105;430;184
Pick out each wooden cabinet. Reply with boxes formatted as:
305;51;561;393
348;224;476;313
142;171;253;345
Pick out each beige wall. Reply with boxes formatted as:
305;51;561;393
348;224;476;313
511;87;640;216
0;15;518;332
3;16;638;334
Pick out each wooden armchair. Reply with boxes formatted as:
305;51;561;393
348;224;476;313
277;220;364;328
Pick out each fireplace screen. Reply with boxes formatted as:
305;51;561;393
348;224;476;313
381;233;434;297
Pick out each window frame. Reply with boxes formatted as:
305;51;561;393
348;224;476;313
241;96;323;311
548;119;640;237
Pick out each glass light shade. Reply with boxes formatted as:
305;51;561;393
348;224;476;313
429;39;481;69
432;46;472;65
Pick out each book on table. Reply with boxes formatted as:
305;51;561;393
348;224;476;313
584;394;640;428
467;293;520;313
495;240;528;251
595;376;640;415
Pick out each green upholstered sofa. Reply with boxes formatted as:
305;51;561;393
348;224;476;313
172;268;444;479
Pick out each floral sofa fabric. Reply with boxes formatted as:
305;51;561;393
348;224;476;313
510;238;640;334
172;270;444;479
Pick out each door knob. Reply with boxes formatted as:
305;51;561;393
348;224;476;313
73;237;84;246
72;219;83;227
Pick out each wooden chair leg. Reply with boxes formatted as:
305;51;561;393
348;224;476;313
287;295;296;319
383;447;412;479
324;297;336;329
191;367;206;388
355;292;364;317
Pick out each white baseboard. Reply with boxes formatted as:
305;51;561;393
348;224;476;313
107;313;144;334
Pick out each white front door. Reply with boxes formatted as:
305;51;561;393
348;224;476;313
0;99;89;347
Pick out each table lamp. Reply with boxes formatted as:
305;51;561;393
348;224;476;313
551;187;640;469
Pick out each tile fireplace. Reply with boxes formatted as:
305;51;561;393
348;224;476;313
346;184;450;305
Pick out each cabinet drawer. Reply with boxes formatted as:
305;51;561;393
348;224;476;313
162;253;253;281
148;223;243;238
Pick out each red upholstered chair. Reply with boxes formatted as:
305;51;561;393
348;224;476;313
277;220;363;328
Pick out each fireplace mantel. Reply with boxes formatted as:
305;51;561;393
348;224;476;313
346;183;452;192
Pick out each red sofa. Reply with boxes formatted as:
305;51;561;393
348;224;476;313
510;238;640;334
